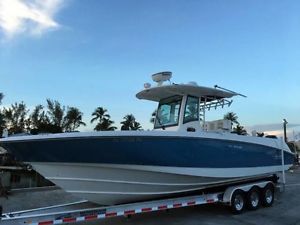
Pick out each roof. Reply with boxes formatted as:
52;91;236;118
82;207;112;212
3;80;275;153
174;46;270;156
136;84;237;102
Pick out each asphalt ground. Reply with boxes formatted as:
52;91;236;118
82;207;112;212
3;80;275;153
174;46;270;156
1;166;300;225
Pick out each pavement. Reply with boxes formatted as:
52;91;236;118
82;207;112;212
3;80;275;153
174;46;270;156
1;167;300;225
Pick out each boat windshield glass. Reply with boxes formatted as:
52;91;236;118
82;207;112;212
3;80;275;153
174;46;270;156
154;96;182;129
183;96;199;123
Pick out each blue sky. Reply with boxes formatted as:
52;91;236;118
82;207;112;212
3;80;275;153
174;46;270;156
0;0;299;136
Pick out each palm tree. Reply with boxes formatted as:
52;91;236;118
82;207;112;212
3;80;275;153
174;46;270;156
91;107;116;131
94;118;117;131
224;112;239;130
257;132;264;137
131;121;142;130
121;114;135;130
121;114;142;130
233;125;247;135
91;107;110;123
150;110;157;124
64;107;86;132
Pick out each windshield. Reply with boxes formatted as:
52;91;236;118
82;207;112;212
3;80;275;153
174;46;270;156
154;96;182;129
183;96;199;123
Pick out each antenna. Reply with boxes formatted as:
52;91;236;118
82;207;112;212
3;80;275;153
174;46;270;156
214;85;247;98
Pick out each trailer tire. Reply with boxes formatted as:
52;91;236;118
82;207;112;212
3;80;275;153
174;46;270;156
246;187;261;210
261;184;274;207
231;190;245;214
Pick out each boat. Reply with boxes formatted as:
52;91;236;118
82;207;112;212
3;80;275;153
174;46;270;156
0;72;295;205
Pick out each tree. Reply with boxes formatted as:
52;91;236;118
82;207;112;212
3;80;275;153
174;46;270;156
94;118;117;131
121;114;142;130
257;132;264;137
121;114;135;130
224;112;239;130
30;105;47;129
0;93;3;104
45;99;65;133
91;107;110;123
150;110;157;124
0;96;87;135
64;107;86;132
0;93;5;136
91;107;116;131
3;102;29;135
233;125;247;135
0;112;5;136
29;102;86;134
24;117;31;133
46;99;65;127
131;121;142;130
29;104;52;134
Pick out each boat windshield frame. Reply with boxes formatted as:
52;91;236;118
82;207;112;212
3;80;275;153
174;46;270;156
154;95;182;129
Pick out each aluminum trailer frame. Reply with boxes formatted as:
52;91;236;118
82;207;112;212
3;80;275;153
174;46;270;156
1;193;221;225
0;180;277;225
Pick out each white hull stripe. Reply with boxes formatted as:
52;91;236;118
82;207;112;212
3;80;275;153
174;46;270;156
100;164;292;178
36;163;293;178
45;176;222;186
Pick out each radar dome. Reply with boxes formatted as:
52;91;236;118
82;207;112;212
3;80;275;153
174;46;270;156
152;71;172;86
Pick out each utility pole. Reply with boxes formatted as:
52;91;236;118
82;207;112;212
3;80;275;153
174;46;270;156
283;119;288;143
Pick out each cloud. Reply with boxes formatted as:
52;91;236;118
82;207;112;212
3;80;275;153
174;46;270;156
246;123;300;132
245;123;300;140
0;0;65;38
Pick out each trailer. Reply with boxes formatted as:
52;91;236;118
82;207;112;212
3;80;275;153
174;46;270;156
0;179;278;225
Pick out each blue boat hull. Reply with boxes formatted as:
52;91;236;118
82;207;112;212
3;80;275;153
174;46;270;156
0;134;294;205
1;135;294;168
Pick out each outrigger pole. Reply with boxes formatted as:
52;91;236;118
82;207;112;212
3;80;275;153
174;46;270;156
214;85;247;98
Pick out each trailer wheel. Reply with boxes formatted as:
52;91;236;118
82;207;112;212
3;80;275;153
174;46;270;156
246;187;261;210
261;184;274;207
231;190;245;214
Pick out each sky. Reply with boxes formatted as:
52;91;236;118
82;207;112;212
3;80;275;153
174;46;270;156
0;0;299;138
